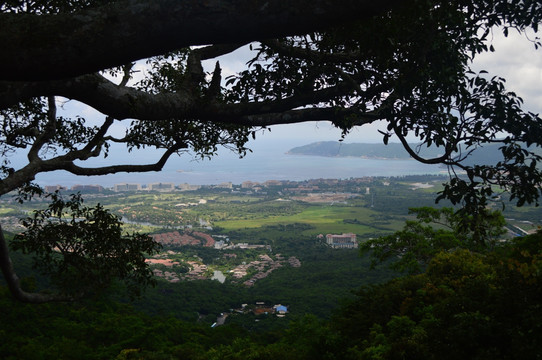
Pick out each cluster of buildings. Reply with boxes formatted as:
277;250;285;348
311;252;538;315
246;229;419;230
243;303;289;318
240;177;374;189
218;242;270;251
114;182;233;192
214;302;289;327
147;257;183;283
114;182;177;192
229;253;301;287
150;259;210;283
146;248;301;286
44;182;232;193
43;176;378;194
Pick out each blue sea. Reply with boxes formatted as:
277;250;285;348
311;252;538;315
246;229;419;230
31;141;446;188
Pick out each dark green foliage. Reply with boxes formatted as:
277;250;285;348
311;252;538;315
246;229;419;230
0;291;235;360
249;250;396;318
366;181;452;216
11;191;161;299
334;232;542;359
1;231;541;359
129;245;395;323
361;207;506;273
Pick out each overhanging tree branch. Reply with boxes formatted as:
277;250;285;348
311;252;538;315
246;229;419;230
0;71;386;125
0;0;401;81
0;137;187;195
58;142;187;176
391;118;457;165
261;39;373;64
228;107;381;127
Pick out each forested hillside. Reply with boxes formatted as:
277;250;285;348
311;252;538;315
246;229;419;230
288;142;542;166
2;175;541;358
1;231;540;359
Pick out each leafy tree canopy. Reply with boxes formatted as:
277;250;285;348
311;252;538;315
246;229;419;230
360;206;506;274
335;232;542;359
0;0;541;301
2;187;160;302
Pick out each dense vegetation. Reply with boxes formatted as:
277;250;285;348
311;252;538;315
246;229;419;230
132;245;395;320
1;176;541;358
2;230;540;359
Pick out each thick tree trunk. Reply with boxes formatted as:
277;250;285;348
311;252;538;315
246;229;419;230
0;225;70;303
0;0;401;81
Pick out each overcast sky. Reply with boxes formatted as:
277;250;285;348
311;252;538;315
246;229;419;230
65;28;542;150
473;28;542;112
16;27;542;181
201;28;542;148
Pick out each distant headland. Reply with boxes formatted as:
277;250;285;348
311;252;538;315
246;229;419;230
286;141;533;165
286;141;440;159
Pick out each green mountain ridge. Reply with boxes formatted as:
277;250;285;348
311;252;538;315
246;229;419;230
287;141;541;166
287;141;427;159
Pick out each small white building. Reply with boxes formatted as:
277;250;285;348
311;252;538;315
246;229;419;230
326;233;358;249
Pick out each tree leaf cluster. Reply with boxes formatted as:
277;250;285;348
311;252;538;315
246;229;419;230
334;232;542;359
361;206;506;274
10;191;161;299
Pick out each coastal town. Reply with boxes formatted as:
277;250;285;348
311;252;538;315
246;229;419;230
41;176;378;196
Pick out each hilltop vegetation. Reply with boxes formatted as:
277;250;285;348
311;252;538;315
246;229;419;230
288;142;542;167
287;142;432;159
1;231;540;359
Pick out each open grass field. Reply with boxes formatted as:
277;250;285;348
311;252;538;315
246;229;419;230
214;203;407;236
1;182;423;238
8;175;540;241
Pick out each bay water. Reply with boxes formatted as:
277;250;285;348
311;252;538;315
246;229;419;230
31;141;445;188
